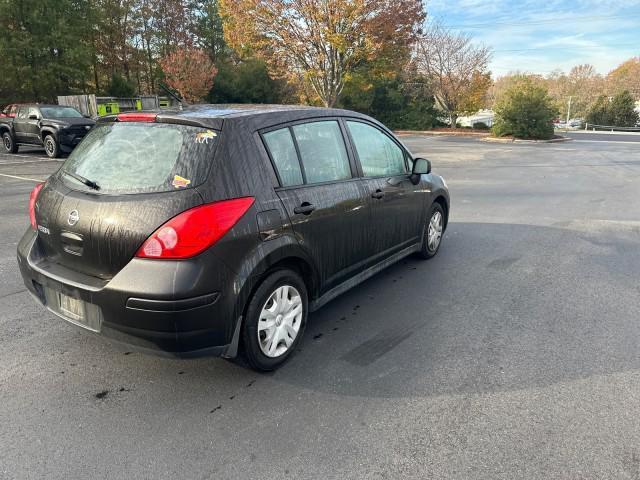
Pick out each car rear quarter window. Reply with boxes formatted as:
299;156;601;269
263;128;304;187
292;121;351;184
59;123;218;194
347;121;407;177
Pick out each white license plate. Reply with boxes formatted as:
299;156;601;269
58;293;84;320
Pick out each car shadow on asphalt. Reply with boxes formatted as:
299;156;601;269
270;220;640;399
15;220;640;407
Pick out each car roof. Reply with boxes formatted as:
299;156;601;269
16;104;68;109
99;104;375;130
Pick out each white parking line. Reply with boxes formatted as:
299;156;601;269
0;152;51;159
572;139;640;145
0;159;61;165
0;173;43;182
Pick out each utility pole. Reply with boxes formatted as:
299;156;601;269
565;96;572;132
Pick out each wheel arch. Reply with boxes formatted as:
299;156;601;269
433;194;449;230
225;245;320;359
40;128;58;141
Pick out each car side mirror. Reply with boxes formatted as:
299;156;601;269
29;114;39;120
410;158;431;185
412;158;431;175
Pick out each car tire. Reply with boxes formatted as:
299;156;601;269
43;134;60;158
418;202;445;259
2;132;18;153
241;269;308;372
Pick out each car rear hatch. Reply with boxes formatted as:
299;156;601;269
33;117;220;280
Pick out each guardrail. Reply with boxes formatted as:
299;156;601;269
584;123;640;132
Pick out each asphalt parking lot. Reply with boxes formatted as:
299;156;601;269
2;133;640;479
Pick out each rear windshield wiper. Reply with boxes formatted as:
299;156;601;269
62;170;101;190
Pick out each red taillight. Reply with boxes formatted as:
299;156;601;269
29;182;44;229
117;112;157;122
135;197;255;259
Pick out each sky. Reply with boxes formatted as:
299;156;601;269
426;0;640;78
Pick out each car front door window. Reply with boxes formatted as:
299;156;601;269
346;121;407;177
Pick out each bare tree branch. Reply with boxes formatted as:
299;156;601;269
415;21;492;127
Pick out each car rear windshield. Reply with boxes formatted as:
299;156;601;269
59;123;218;194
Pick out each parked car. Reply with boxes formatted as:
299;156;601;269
17;105;450;371
0;104;95;158
1;104;20;118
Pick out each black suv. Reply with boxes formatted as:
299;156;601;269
17;105;449;371
1;104;95;158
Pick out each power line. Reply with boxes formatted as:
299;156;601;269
443;12;640;29
494;42;640;53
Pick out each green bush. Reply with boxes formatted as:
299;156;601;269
586;91;639;127
492;79;558;139
472;121;489;130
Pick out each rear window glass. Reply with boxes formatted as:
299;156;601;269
59;123;218;194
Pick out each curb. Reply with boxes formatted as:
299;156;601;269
394;130;490;137
482;135;571;144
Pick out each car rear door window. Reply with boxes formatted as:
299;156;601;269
263;128;304;187
292;121;351;184
347;121;407;177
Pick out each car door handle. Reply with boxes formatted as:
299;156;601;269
371;190;385;199
294;203;316;215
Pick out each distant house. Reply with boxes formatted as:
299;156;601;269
457;109;495;128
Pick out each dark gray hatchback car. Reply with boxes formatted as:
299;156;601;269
17;105;450;371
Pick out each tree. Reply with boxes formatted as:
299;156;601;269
193;0;230;64
0;0;94;104
545;64;604;119
607;57;640;100
339;69;440;130
106;73;136;97
610;91;639;126
415;21;492;128
208;59;288;103
219;0;425;107
488;73;546;108
492;78;558;140
585;95;612;126
587;91;639;127
159;47;218;102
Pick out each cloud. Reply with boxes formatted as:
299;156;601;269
425;2;640;77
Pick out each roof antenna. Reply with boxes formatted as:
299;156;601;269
158;82;187;110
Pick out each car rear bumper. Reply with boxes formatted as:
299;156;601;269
17;230;240;358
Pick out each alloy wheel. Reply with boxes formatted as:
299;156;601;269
45;138;55;155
